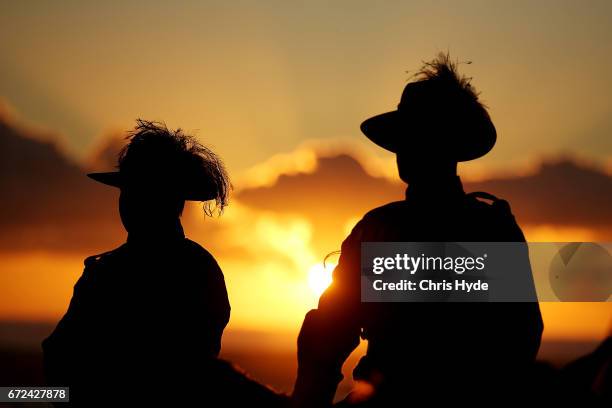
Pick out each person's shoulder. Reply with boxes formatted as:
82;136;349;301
182;239;227;289
183;238;220;266
464;191;526;240
76;245;127;289
464;191;514;218
343;201;407;241
83;244;128;269
183;238;214;257
361;201;407;223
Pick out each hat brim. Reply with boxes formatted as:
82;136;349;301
87;172;217;202
360;111;404;153
360;110;496;162
88;172;122;187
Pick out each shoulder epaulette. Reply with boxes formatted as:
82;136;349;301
466;191;513;215
83;249;115;268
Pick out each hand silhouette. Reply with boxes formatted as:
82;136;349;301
298;309;360;372
293;309;360;407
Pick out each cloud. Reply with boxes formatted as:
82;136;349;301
1;122;611;334
0;117;122;252
466;158;612;228
236;153;404;256
237;152;612;245
1;117;612;255
85;132;126;172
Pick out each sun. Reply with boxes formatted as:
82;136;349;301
307;262;334;297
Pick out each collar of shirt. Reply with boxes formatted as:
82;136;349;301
405;176;465;204
126;219;185;248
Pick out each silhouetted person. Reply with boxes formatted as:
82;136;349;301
294;54;544;406
42;120;288;406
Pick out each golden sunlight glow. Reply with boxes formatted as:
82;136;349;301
239;148;318;189
308;262;334;297
523;225;598;242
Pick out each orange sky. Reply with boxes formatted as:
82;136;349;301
1;1;612;178
0;130;610;343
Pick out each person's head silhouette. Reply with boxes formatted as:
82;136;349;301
88;119;230;237
361;53;496;185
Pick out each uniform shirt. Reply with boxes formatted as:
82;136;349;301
42;221;230;405
318;177;544;404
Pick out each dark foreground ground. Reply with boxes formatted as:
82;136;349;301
0;322;605;407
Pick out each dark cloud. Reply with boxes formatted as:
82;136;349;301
236;154;404;255
237;154;612;247
466;159;612;228
1;116;611;254
85;133;126;172
0;119;122;252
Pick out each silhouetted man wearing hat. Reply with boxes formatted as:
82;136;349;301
294;54;544;406
42;120;250;405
